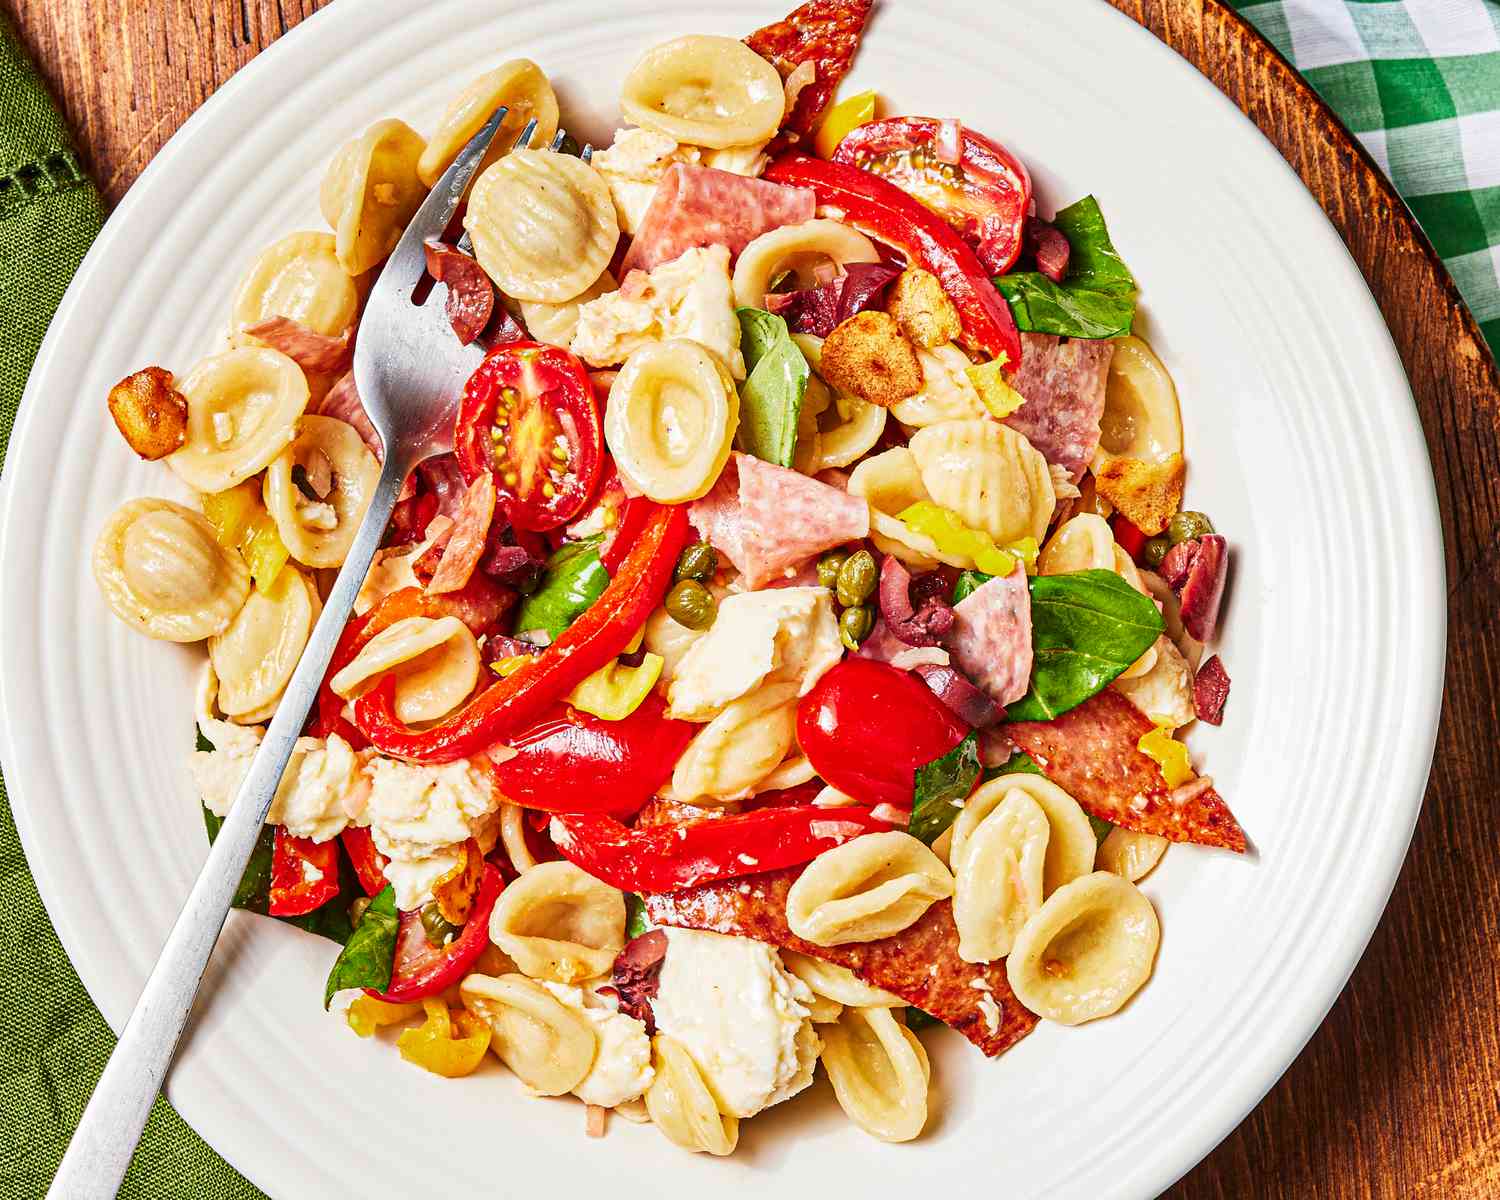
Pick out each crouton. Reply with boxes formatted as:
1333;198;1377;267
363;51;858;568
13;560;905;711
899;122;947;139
432;838;484;925
887;267;962;349
107;367;188;460
819;311;924;408
1093;452;1185;536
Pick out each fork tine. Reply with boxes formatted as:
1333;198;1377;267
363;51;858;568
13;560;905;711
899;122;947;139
512;117;540;151
582;143;594;164
451;122;569;258
548;129;567;152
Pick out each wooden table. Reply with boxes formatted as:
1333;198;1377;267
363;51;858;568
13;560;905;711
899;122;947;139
12;0;1500;1195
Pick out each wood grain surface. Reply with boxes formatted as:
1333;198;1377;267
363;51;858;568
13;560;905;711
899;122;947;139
8;0;1500;1195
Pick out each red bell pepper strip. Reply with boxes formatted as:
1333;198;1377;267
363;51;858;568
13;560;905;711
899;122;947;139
1110;512;1148;562
368;864;504;1003
268;830;341;917
340;826;389;898
550;805;898;894
355;503;689;761
764;152;1022;368
600;495;654;575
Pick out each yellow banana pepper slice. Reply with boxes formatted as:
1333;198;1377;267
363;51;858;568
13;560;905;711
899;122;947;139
345;995;423;1038
397;998;491;1078
1137;723;1194;788
966;358;1025;419
814;90;878;159
897;501;1017;577
202;481;289;594
567;652;665;721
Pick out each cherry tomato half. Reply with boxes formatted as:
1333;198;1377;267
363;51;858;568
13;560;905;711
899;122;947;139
797;658;967;808
369;863;504;1004
340;826;389;898
455;341;603;532
833;117;1032;275
268;830;341;917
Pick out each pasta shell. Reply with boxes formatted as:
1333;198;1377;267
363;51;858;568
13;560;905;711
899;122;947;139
1006;871;1160;1025
208;565;318;718
512;270;617;350
951;789;1049;963
327;614;481;725
231;232;358;340
92;499;250;642
794;336;888;472
465;149;617;303
498;802;539;874
605;340;738;504
785;831;954;946
951;773;1096;900
1096;827;1169;882
621;35;784;150
845;447;947;570
488;860;626;984
1039;512;1115;575
166;347;310;494
645;1034;739;1156
819;1006;931;1143
460;972;597;1095
889;345;989;428
1113;634;1193;726
1096;334;1182;466
416;59;559;188
669;682;798;804
780;952;903;1009
733;220;881;310
644;606;708;683
319;118;427;276
262;414;380;568
908;419;1055;547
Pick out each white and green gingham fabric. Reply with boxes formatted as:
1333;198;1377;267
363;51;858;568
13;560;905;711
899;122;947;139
1230;0;1500;354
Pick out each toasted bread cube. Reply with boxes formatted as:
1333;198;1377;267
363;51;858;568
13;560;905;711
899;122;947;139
887;267;962;349
107;367;188;460
820;311;924;408
1093;452;1186;536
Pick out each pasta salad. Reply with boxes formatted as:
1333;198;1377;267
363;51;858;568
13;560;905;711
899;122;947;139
92;0;1242;1153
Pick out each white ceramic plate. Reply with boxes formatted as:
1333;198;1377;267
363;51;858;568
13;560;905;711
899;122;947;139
0;1;1445;1196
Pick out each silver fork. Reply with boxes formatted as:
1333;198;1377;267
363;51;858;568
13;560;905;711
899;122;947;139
49;107;580;1199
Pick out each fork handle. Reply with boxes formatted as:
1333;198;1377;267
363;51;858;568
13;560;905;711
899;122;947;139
49;455;411;1199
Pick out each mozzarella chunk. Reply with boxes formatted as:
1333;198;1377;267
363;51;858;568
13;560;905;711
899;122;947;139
590;128;701;235
541;981;655;1107
571;245;744;378
1112;634;1196;727
649;928;820;1118
667;586;841;721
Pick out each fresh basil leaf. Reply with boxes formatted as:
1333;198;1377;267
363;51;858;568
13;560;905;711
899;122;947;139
952;570;993;604
201;803;276;915
625;893;652;940
514;534;607;641
735;307;809;468
995;196;1137;340
905;1007;941;1031
323;884;399;1009
1088;814;1115;844
909;732;981;844
1006;570;1164;723
982;751;1044;782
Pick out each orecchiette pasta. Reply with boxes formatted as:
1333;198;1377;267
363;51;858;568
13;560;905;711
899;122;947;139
465;149;617;303
908;419;1055;547
794;334;888;471
1112;634;1194;727
888;344;989;428
643;606;708;683
952;773;1096;900
1141;567;1204;671
846;448;949;569
1006;871;1160;1025
231;232;358;341
499;802;539;873
780;952;903;1009
208;565;318;718
785;831;954;946
166;347;310;493
262;415;380;568
670;682;798;803
1096;827;1168;882
604;340;739;503
92;499;250;642
487;860;626;984
950;788;1048;963
510;270;616;350
754;753;817;793
645;1034;739;1155
733;220;881;310
459;972;597;1095
319;118;427;276
327;614;481;725
416;58;559;188
1096;334;1183;466
819;1006;931;1143
621;35;785;150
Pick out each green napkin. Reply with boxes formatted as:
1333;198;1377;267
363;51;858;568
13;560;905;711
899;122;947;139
0;15;264;1199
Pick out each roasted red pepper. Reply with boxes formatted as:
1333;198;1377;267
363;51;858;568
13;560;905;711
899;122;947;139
355;503;689;761
369;864;504;1003
1110;512;1148;562
340;826;390;898
600;495;654;575
550;805;898;893
764;152;1022;368
268;830;341;917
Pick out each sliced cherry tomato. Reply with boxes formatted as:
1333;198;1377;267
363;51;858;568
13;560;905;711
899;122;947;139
340;826;389;898
833;117;1032;275
369;864;504;1003
268;830;341;917
797;658;967;808
454;341;602;532
485;695;695;816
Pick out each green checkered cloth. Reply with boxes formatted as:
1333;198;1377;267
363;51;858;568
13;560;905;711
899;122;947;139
1229;0;1500;354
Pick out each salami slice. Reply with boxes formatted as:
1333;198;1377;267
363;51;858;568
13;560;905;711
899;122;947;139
1007;689;1247;851
423;239;495;347
1003;333;1114;483
687;458;748;573
426;471;497;595
948;568;1032;706
316;371;382;460
621;164;815;274
246;316;353;374
745;0;875;142
645;867;1037;1058
736;453;868;587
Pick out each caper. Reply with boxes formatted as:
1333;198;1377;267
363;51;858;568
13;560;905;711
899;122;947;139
835;549;878;607
674;541;718;584
1167;510;1214;545
839;603;874;650
1142;534;1171;569
665;579;716;630
817;548;852;591
420;903;460;948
